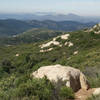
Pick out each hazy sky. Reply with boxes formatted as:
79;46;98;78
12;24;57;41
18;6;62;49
0;0;99;16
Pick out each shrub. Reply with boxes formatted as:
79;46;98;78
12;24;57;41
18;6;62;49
1;59;13;73
10;77;54;100
59;86;75;100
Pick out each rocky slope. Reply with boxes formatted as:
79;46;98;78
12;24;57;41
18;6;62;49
88;23;100;34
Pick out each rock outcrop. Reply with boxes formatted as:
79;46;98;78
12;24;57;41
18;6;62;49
89;23;100;34
32;64;89;92
39;33;74;53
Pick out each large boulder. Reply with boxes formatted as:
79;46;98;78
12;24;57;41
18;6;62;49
32;64;89;92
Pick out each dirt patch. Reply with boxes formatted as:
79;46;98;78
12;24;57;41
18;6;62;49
75;89;95;100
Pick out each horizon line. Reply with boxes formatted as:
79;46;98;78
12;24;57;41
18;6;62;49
0;12;100;17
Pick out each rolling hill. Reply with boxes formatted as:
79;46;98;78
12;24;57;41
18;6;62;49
27;20;95;31
0;28;63;45
0;19;95;36
0;19;33;36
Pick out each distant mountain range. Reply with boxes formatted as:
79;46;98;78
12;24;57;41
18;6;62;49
0;19;96;36
0;19;33;36
0;13;100;23
28;20;95;31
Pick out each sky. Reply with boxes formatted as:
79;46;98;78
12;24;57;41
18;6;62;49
0;0;100;16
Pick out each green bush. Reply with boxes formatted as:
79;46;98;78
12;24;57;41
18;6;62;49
7;77;54;100
1;59;14;73
59;86;75;100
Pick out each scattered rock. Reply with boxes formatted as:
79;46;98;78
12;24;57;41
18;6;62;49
89;23;100;34
40;48;53;53
64;42;68;45
40;41;60;48
40;34;70;49
39;33;73;53
16;54;19;57
74;51;78;55
61;34;70;40
94;31;100;34
68;42;74;47
93;88;100;95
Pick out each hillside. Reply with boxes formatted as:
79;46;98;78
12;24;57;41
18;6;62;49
0;19;33;36
0;28;63;45
0;24;100;100
28;20;95;31
0;19;95;36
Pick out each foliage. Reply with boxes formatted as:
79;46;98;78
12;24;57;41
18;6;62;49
59;86;75;100
1;59;14;73
14;77;54;100
0;76;55;100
